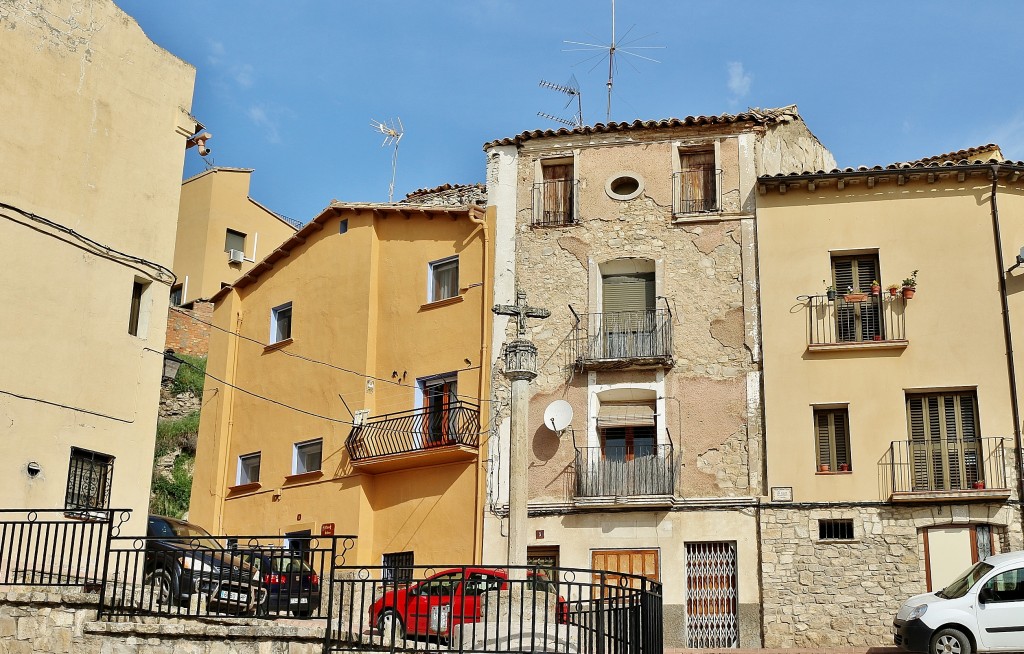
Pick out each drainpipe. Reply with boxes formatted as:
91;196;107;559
468;207;491;564
988;165;1024;530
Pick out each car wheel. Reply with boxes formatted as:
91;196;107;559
377;609;405;642
143;569;173;607
932;627;972;654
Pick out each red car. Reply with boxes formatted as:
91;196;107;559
369;567;566;640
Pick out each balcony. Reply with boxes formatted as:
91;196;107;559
881;437;1010;503
574;444;674;506
803;292;908;351
571;307;673;370
532;178;577;227
672;167;722;217
345;401;480;473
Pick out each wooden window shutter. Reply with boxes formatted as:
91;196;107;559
815;409;850;470
832;411;849;467
816;412;832;468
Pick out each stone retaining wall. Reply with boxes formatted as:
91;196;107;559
759;503;1023;648
0;589;323;654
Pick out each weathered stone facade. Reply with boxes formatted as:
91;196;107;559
760;503;1024;648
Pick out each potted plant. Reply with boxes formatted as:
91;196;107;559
824;280;836;301
870;280;881;295
887;284;900;297
972;480;986;490
819;463;830;473
838;463;850;472
844;286;867;303
902;270;919;300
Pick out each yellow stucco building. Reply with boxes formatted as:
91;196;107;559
172;167;296;306
189;201;494;566
756;145;1024;646
0;0;196;535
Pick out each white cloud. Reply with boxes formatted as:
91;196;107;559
234;64;254;89
207;40;225;66
248;105;280;144
727;61;752;99
986;111;1024;161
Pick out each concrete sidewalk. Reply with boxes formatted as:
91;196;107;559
666;649;902;654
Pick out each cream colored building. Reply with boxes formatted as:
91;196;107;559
0;0;196;534
172;167;296;306
756;145;1024;646
189;201;494;567
482;107;834;648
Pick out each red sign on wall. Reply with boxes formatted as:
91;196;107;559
321;523;335;536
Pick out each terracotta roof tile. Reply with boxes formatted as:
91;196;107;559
483;105;803;149
908;144;1002;166
403;183;485;201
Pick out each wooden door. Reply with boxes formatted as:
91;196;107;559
591;549;659;589
685;541;738;648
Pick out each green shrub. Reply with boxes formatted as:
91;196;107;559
172;354;206;395
150;454;193;519
155;411;200;457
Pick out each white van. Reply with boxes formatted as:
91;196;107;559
894;551;1024;654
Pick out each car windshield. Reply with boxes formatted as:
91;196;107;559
269;556;312;573
163;521;222;549
937;561;994;599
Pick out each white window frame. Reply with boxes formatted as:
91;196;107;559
237;452;261;485
427;256;459;303
270;301;293;344
292;438;323;475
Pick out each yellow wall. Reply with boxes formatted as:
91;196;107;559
0;0;195;534
174;168;295;304
190;206;493;565
758;172;1023;502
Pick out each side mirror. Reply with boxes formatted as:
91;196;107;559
978;587;993;604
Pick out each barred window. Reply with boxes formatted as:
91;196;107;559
818;519;855;541
382;551;414;583
65;447;114;512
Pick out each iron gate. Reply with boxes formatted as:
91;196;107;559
685;541;738;648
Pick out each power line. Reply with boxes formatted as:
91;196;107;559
169;306;493;404
0;388;135;424
0;200;176;285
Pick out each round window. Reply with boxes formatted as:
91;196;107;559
605;172;644;201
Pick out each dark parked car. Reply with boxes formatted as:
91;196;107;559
238;550;321;617
145;515;261;614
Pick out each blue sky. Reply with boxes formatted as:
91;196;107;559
118;1;1024;224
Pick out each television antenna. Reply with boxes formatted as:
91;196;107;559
538;76;583;128
543;399;574;434
370;117;404;202
563;0;663;123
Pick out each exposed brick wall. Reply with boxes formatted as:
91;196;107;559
164;301;213;357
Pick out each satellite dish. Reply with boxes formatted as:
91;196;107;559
543;400;574;433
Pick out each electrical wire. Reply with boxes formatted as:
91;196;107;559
0;201;176;285
0;388;135;424
169;306;493;404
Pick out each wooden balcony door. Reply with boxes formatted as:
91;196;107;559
907;392;982;492
423;376;457;446
542;162;573;224
832;255;882;342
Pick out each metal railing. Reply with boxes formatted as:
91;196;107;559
883;437;1008;496
329;564;662;654
0;508;127;587
804;292;906;346
533;179;578;227
346;401;481;462
574;445;675;498
672;167;722;216
571;307;673;366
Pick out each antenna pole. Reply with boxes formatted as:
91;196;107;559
389;140;399;203
606;0;615;122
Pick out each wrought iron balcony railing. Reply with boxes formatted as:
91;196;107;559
672;166;722;216
883;437;1008;499
803;292;907;347
346;401;480;462
571;307;673;368
574;444;674;498
532;178;578;227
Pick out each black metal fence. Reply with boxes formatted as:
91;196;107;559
346;402;481;462
0;511;664;654
804;292;906;346
574;445;675;498
883;437;1008;497
329;565;662;654
572;308;673;367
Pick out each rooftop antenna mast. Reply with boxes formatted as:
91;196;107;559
537;76;583;128
563;0;663;123
370;117;404;202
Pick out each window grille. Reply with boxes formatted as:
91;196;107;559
65;447;114;512
818;519;855;540
382;551;414;583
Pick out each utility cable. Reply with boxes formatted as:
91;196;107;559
0;388;135;424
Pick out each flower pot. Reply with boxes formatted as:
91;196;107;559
819;464;830;473
902;287;915;300
888;288;899;297
972;480;986;490
826;290;837;301
844;293;868;303
871;284;881;295
838;463;850;472
873;335;882;341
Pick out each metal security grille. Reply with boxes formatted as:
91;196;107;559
64;448;114;512
818;519;855;540
685;542;738;648
381;551;414;583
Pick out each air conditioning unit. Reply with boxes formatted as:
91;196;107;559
228;249;244;264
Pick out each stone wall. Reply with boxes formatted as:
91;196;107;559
165;302;213;357
760;503;1024;648
0;589;323;654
